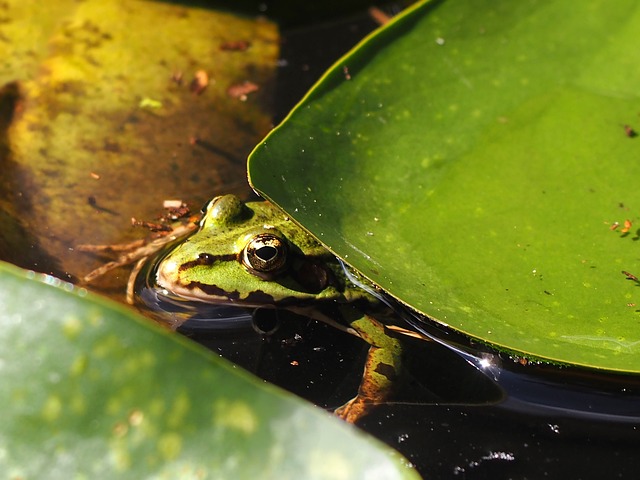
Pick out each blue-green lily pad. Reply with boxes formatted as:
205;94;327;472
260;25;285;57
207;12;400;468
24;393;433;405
248;0;640;371
0;261;419;479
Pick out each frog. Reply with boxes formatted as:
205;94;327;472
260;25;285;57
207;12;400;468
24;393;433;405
154;193;404;423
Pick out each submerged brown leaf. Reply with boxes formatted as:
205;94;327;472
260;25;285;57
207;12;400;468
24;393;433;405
0;0;279;299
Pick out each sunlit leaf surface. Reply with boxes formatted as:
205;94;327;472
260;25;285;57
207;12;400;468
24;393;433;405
0;0;278;285
249;0;640;371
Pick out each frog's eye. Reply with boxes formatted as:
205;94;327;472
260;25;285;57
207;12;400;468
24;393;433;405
242;233;288;277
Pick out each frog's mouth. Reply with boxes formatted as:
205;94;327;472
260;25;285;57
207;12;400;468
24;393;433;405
165;279;281;306
155;258;268;305
155;257;321;307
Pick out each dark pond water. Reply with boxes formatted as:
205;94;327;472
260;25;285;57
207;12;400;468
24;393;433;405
137;253;640;479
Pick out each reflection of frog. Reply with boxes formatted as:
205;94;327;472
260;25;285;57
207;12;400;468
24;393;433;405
155;194;403;422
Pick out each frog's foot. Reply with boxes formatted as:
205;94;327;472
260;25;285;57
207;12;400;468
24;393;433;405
333;341;401;423
330;309;404;423
334;396;378;423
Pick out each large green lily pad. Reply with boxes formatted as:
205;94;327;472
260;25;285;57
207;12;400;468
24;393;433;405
248;0;640;371
0;261;419;479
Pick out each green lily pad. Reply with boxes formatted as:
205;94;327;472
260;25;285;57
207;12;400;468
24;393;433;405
248;0;640;371
0;261;419;479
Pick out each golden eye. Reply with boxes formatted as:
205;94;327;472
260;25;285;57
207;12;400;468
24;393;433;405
242;233;288;276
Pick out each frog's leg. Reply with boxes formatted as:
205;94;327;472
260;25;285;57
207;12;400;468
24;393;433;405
334;305;403;423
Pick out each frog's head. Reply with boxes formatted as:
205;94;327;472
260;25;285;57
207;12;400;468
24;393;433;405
155;194;343;306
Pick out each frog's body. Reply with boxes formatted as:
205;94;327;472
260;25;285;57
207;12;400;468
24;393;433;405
156;194;402;422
